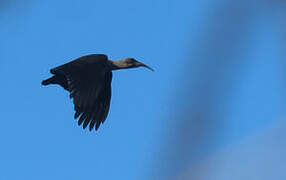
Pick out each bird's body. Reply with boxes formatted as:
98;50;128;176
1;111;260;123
42;54;153;131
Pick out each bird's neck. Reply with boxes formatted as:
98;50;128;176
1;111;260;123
107;60;130;71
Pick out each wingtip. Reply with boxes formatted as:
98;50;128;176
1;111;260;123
95;122;101;131
74;111;81;119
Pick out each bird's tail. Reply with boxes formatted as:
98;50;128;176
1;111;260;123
41;75;69;90
41;76;57;86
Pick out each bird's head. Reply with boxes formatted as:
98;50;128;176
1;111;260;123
123;58;154;71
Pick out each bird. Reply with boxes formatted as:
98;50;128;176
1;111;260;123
42;54;154;131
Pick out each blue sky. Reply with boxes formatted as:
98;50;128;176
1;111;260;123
1;1;285;180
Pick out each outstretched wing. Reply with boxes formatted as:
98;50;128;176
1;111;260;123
51;54;112;131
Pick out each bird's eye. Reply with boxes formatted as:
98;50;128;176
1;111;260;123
127;58;136;63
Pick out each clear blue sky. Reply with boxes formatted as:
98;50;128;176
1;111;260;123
1;1;285;180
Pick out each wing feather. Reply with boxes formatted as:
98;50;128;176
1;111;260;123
51;54;112;131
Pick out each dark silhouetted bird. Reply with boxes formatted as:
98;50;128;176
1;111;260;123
42;54;153;131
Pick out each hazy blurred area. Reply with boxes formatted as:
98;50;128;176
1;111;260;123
150;1;286;179
178;121;286;180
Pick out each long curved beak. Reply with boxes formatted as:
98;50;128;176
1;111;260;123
137;62;154;72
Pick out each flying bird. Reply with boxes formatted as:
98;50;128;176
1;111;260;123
42;54;153;131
